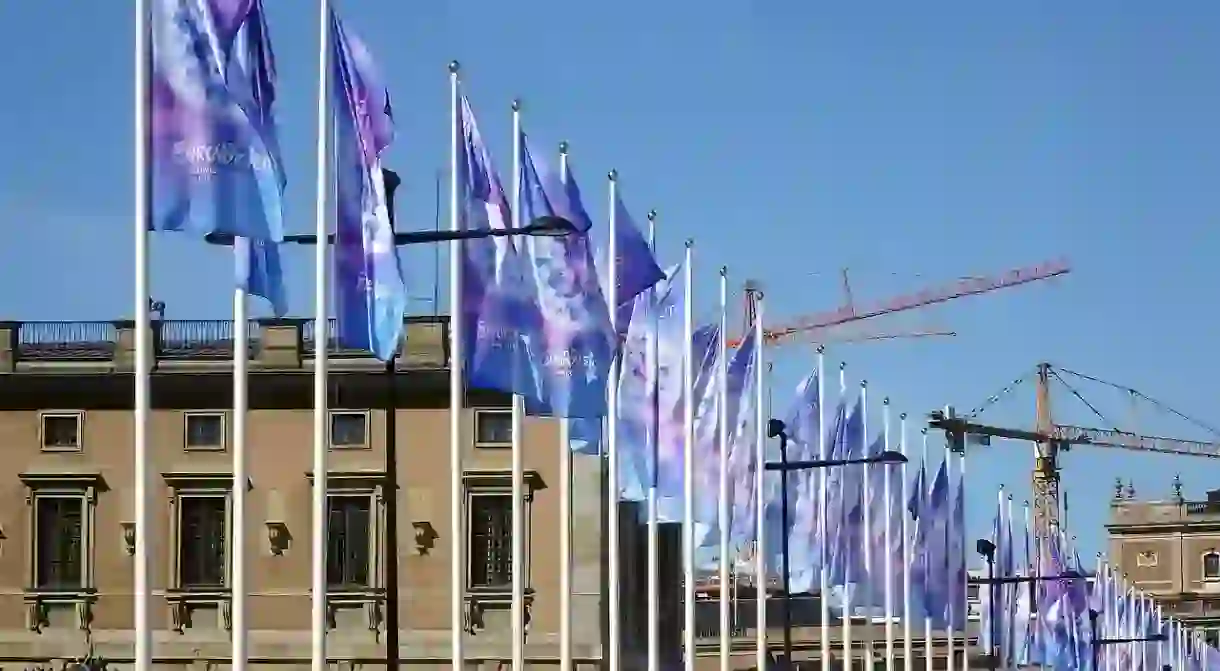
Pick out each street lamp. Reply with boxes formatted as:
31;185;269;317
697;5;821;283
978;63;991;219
763;417;909;667
975;539;999;668
967;570;1093;670
1088;608;1168;671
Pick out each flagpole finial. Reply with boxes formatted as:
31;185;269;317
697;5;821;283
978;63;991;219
685;238;694;249
608;169;617;182
511;98;521;112
448;60;461;74
816;345;825;354
559;140;569;155
860;380;867;388
920;428;927;435
720;266;727;277
1008;492;1013;500
647;209;657;221
839;362;846;371
1023;499;1029;506
900;412;907;420
883;397;889;405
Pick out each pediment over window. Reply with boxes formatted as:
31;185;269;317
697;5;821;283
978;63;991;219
462;469;544;492
19;471;106;491
162;472;250;490
305;470;388;490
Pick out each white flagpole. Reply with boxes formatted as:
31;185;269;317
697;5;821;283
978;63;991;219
817;348;829;671
509;99;527;670
557;141;574;671
921;430;932;671
883;399;895;671
311;2;332;670
682;239;697;671
1153;604;1163;671
989;487;1003;665
447;60;466;670
232;286;249;671
753;294;768;671
959;453;969;671
1004;493;1014;666
717;266;731;671
900;413;913;671
1022;502;1032;668
133;1;152;670
843;379;867;671
945;453;956;671
646;210;662;671
606;170;622;671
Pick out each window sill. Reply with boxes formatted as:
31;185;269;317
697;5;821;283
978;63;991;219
463;587;535;634
23;588;96;633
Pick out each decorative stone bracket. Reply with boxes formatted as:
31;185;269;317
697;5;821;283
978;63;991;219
23;591;95;633
325;590;385;639
463;589;534;636
165;591;231;633
265;520;290;555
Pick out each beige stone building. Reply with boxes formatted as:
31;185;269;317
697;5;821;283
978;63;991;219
1107;478;1220;647
0;316;977;670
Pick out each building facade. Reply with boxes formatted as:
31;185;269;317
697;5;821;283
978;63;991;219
1108;478;1220;647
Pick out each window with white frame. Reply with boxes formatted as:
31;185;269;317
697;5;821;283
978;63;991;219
329;411;369;449
1204;551;1220;580
40;412;82;452
474;409;512;448
20;473;102;632
184;412;225;451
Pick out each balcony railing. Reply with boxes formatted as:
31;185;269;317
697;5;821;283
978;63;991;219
0;316;449;371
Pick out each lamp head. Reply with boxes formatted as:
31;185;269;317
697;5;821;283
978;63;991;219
766;419;787;440
874;450;908;465
976;538;997;559
523;215;579;237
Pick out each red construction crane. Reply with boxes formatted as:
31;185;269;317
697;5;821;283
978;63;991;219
729;257;1070;348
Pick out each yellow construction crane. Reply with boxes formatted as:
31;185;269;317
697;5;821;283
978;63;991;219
927;362;1220;539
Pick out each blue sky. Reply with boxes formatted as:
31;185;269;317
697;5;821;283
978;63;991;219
1;0;1219;559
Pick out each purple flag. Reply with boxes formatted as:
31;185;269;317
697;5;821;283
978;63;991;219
149;0;283;242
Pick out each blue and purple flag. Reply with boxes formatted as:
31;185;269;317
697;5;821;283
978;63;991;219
517;135;615;418
149;0;284;242
456;95;535;396
329;12;407;361
593;197;665;331
227;0;286;316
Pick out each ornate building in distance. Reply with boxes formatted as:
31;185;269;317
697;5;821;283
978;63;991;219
1108;477;1220;646
0;316;977;670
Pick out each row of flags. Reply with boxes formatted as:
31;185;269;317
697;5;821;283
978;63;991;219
979;490;1220;670
141;1;1220;669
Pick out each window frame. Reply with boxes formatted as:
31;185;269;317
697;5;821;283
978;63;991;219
162;472;238;632
1204;551;1220;581
175;494;230;590
473;408;512;449
328;410;371;450
19;472;103;632
183;411;227;452
462;469;542;595
39;411;84;453
306;471;386;594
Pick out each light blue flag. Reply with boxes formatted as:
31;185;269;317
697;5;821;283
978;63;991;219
149;0;284;242
329;12;406;361
518;135;615;419
226;0;286;316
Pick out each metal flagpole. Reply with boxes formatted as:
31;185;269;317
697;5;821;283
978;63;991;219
944;453;956;671
717;267;731;671
311;2;332;670
681;240;696;671
308;5;340;671
646;211;661;671
133;1;152;670
1005;494;1014;667
606;170;622;671
959;453;969;671
558;142;574;671
817;347;829;671
1023;502;1032;669
447;60;466;670
510;99;526;670
232;286;249;671
921;430;932;671
883;399;895;671
753;294;768;671
900;413;913;671
843;379;866;671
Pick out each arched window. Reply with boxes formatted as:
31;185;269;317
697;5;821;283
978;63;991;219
1202;551;1220;579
